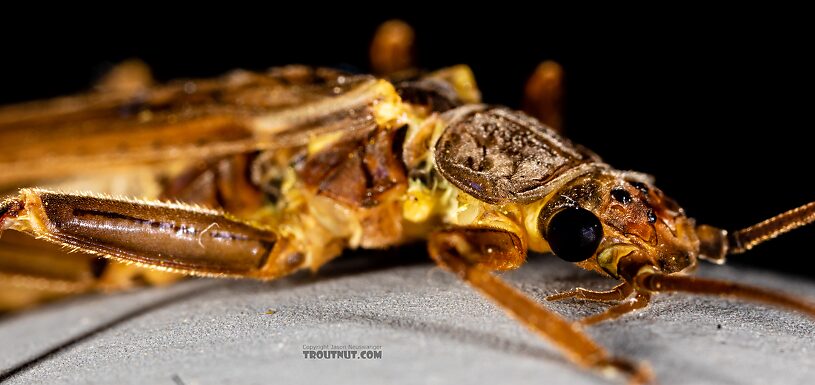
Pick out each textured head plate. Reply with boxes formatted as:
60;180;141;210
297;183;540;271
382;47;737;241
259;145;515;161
434;106;600;204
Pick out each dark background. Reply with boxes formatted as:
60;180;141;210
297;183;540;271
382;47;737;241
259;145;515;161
1;12;812;277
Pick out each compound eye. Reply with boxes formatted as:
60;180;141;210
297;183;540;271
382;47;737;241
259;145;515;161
541;207;603;262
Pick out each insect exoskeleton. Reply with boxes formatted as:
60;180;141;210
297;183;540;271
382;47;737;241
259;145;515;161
1;20;814;384
529;170;700;280
428;105;702;279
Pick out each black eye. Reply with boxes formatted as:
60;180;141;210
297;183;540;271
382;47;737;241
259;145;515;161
541;207;603;262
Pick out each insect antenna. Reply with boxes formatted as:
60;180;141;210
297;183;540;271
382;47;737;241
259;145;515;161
634;270;815;319
728;200;815;254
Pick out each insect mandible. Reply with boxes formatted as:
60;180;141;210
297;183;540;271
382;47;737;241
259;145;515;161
0;20;813;384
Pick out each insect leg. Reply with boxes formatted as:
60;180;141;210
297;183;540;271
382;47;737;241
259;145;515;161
633;269;815;319
428;227;652;384
1;189;184;311
0;155;267;310
0;230;98;311
94;59;154;94
523;60;564;132
574;267;815;326
579;292;652;326
546;282;633;302
370;20;415;76
0;272;93;312
0;232;172;311
1;189;305;280
546;283;651;326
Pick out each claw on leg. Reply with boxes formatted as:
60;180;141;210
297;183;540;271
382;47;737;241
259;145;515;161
580;292;652;326
547;282;633;302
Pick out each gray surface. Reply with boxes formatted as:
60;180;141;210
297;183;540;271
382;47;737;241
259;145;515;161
0;252;813;385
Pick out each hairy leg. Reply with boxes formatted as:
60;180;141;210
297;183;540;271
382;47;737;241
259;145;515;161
1;189;305;280
547;282;633;302
428;227;652;384
580;292;652;326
